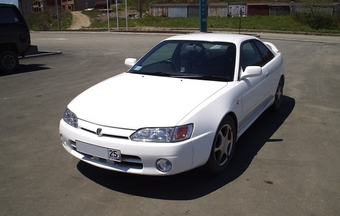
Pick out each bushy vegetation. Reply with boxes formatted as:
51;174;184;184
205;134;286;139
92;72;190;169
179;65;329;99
293;12;339;30
290;0;340;30
292;12;340;30
25;9;72;30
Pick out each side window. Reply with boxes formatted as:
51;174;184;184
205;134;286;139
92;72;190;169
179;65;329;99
241;41;262;70
254;40;274;66
0;8;19;24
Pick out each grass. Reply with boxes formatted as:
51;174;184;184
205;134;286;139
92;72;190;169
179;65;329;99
24;8;340;34
25;10;72;30
84;10;340;34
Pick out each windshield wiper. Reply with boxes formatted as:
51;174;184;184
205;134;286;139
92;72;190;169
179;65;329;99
173;75;231;81
130;71;231;81
131;71;173;77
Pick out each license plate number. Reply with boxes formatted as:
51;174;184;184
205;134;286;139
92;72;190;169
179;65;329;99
108;149;121;162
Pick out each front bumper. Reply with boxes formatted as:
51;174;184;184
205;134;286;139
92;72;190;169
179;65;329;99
59;119;197;175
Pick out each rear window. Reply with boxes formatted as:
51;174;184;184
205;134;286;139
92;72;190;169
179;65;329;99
0;8;19;24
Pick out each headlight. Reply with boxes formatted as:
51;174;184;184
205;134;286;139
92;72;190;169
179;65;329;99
130;124;193;142
63;108;78;128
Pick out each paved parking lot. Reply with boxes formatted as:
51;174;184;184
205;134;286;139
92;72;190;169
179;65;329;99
0;31;339;215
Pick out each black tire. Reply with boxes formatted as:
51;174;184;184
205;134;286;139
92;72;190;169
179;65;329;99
271;77;284;111
0;51;19;73
205;115;236;174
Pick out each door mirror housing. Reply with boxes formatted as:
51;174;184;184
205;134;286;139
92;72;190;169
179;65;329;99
125;58;137;67
241;66;262;79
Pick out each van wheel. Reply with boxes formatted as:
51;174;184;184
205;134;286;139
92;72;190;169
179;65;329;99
0;51;19;73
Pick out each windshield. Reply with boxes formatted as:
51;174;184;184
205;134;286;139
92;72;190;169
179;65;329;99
128;40;236;81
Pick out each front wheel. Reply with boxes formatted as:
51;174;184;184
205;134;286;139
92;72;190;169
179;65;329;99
0;51;19;73
205;115;236;174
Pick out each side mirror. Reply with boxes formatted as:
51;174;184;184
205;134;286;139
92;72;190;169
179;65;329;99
124;58;137;67
241;66;262;79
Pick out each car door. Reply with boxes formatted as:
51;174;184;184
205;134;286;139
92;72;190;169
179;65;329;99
253;40;278;101
237;40;269;132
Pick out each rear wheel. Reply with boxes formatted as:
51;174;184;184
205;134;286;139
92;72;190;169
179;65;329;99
205;115;236;174
0;51;19;73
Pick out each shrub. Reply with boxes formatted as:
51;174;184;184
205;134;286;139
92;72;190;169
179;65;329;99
25;10;72;31
293;11;338;30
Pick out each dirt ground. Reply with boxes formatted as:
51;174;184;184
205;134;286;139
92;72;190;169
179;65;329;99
68;11;91;29
68;9;139;29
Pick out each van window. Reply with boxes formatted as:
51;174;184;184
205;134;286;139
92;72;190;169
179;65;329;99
0;8;19;24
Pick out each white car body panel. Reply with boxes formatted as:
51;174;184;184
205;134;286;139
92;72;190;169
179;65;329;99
60;120;196;175
238;54;283;133
68;73;227;129
59;33;284;175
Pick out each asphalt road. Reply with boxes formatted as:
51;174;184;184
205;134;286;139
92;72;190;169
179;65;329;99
1;31;339;216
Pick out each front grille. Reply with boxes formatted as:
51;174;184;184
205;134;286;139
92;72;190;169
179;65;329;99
81;152;143;170
80;127;129;140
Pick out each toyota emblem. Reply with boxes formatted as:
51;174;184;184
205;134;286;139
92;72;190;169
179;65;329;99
96;128;102;136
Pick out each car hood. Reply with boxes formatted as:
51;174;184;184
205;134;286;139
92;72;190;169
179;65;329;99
68;73;227;129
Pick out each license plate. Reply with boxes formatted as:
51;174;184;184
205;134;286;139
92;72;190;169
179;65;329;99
76;140;121;162
108;149;121;162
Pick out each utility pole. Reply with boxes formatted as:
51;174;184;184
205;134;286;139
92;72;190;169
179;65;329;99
107;0;110;32
139;0;142;18
125;0;128;31
238;8;243;34
55;0;60;30
199;0;207;32
115;0;119;30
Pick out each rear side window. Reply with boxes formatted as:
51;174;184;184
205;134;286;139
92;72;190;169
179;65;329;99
0;8;19;24
241;40;275;71
241;41;262;70
253;40;275;66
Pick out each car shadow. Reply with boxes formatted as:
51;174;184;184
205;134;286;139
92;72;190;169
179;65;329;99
0;64;50;76
77;95;295;200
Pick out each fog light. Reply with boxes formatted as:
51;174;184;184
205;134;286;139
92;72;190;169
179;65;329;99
156;159;172;173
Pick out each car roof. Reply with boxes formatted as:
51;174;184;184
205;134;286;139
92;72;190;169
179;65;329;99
163;33;258;44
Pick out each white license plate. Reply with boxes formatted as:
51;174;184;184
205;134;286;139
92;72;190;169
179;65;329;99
108;149;121;162
76;140;121;162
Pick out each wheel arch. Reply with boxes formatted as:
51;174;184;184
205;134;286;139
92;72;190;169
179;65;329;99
203;111;238;174
222;111;238;140
0;43;19;54
280;74;285;87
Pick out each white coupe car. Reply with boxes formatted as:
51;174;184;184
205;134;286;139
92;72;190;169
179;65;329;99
60;33;284;175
